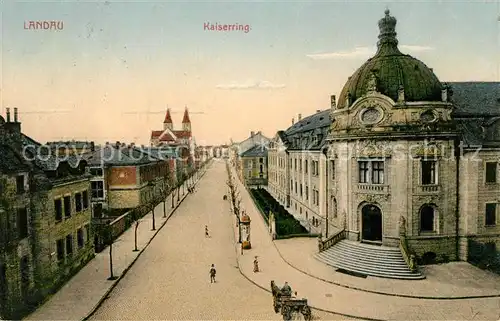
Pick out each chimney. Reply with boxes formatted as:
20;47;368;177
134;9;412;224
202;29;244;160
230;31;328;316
90;141;95;152
250;131;255;137
6;108;10;122
316;110;321;113
298;114;302;121
292;118;294;125
13;108;18;122
331;95;336;109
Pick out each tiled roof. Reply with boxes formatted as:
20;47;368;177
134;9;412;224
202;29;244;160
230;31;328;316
46;140;93;149
151;130;163;138
21;134;41;147
164;109;173;123
173;130;191;139
449;82;500;116
159;133;176;142
240;144;268;157
0;144;31;173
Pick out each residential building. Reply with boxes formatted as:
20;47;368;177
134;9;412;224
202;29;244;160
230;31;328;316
0;109;93;319
268;110;331;232
239;144;269;186
231;131;271;182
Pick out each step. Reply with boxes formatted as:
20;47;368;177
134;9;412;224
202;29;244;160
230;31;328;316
317;252;410;272
318;258;425;280
315;254;424;279
317;251;409;270
328;243;404;260
315;240;425;280
335;240;402;255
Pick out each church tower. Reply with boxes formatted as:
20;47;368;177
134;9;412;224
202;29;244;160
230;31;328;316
182;106;191;132
163;108;173;131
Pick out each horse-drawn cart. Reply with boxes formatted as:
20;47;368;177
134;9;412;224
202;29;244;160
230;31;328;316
271;281;312;321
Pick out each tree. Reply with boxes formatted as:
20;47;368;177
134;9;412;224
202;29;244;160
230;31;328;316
104;223;118;280
158;176;171;218
226;163;242;243
132;209;141;252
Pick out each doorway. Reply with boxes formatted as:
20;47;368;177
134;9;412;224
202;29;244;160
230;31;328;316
361;204;382;242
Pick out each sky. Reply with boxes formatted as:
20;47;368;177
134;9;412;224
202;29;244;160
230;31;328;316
1;0;499;145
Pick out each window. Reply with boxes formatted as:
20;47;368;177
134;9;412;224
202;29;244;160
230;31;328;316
305;160;308;174
17;207;28;239
358;161;369;183
305;186;309;200
420;206;435;232
82;190;89;209
20;256;30;297
421;160;437;185
247;160;253;169
358;160;384;184
330;160;335;180
294;182;297;194
300;184;303;197
89;168;103;176
91;181;104;198
84;225;90;243
294;159;297;170
485;162;497;183
93;203;103;218
64;196;71;217
259;158;264;164
56;239;64;261
16;175;25;194
259;164;263;174
372;161;384;184
54;199;63;221
299;160;302;172
75;193;82;212
485;203;497;226
0;264;6;303
66;234;73;255
315;191;319;205
77;228;84;248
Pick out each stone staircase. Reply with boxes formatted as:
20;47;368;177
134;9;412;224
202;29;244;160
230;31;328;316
315;240;425;280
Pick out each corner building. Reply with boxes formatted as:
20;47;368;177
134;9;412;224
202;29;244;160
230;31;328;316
326;10;499;262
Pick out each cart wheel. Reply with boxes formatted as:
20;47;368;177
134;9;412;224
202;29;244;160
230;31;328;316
302;306;312;321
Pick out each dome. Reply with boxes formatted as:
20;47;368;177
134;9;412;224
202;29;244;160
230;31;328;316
337;10;443;108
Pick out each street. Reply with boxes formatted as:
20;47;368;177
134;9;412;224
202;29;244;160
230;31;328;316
89;160;347;320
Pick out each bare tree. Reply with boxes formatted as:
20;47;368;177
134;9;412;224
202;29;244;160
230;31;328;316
104;223;118;280
226;162;242;243
132;209;142;252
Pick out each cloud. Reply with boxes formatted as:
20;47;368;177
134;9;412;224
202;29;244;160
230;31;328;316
306;45;434;60
216;80;286;90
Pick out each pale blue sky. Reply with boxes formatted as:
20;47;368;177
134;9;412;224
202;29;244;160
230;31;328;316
1;0;499;144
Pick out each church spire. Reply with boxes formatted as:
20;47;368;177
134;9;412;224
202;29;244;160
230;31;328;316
182;106;191;124
376;9;402;56
182;106;191;132
163;108;173;131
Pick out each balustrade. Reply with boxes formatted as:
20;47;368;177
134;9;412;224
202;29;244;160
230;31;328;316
318;229;345;252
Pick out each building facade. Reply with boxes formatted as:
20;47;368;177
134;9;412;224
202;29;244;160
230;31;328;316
239;145;268;186
231;131;270;182
325;10;500;261
0;109;93;319
268;110;332;233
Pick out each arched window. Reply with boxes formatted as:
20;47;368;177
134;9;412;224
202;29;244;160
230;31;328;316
330;196;337;218
420;205;435;232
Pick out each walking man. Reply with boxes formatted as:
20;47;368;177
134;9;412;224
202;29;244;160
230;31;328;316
253;256;259;272
209;264;216;283
205;225;210;238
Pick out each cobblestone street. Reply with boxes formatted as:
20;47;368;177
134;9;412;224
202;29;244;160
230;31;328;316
89;159;348;320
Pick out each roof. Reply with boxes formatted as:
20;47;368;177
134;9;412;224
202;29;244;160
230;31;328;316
21;134;41;147
140;147;177;160
34;154;83;171
164;109;173;123
46;140;94;149
82;145;157;166
285;110;331;135
173;130;191;139
337;10;443;108
0;144;31;173
240;144;268;157
182;108;191;123
449;82;500;116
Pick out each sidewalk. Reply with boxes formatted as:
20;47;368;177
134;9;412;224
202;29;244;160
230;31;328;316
24;163;211;321
229;166;500;321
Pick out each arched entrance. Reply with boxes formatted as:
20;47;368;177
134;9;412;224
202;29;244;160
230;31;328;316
361;204;382;242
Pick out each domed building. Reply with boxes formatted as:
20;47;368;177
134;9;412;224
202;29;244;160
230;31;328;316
316;10;500;277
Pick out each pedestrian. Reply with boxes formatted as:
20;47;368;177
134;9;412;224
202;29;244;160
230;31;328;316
205;225;210;238
209;264;216;283
241;242;244;255
253;256;259;273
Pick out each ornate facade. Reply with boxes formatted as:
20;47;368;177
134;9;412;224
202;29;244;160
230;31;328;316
269;10;500;263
